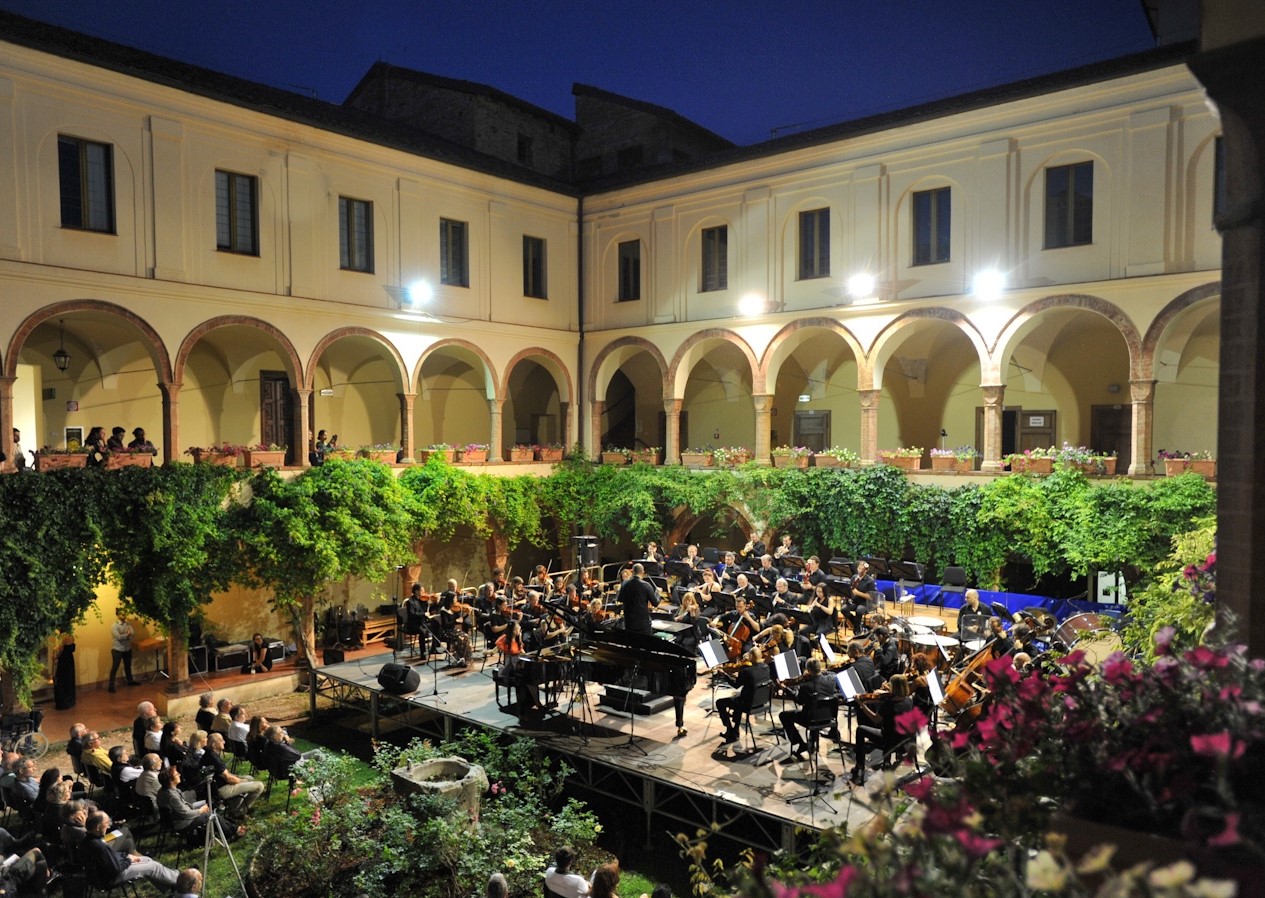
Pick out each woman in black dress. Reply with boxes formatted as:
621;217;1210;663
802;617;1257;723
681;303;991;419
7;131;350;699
54;634;76;710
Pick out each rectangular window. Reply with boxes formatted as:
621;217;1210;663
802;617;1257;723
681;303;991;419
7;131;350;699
215;170;258;255
701;225;728;292
798;208;830;279
58;135;114;232
440;218;469;287
912;187;951;265
617;239;641;302
1044;161;1093;249
1213;136;1226;223
523;235;547;298
338;197;373;272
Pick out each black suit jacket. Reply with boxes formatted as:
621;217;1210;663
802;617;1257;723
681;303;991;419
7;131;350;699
734;663;771;711
618;576;657;634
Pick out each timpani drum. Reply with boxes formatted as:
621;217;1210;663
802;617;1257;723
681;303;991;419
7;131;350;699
1054;612;1123;664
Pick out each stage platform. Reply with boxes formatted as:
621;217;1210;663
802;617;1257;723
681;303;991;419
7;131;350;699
309;647;908;853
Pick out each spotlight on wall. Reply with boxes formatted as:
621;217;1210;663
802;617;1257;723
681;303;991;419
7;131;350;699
406;281;434;306
847;272;876;300
52;319;71;372
738;292;769;317
972;269;1006;301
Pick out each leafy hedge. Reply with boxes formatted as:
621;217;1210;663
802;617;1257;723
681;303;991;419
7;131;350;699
0;459;1214;698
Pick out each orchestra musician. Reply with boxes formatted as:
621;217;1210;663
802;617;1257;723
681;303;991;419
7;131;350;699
958;588;991;624
490;567;507;594
738;536;767;569
801;555;827;589
495;620;539;712
847;639;883;692
843;561;876;633
869;626;900;681
908;654;937;716
715;551;738;587
770;577;795;609
715;647;771;746
716;596;760;657
481;596;513;647
731;572;758;605
578;569;602;602
804;582;838;637
402;583;429;653
850;674;913;786
695;568;723;611
773;534;798;575
987;616;1014;655
528;565;553;597
674;592;707;654
753;555;780;592
780;658;840;759
683;544;702;569
642;541;665;565
617;563;659;635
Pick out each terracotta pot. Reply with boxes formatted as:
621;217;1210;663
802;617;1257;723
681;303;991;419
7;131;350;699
34;453;89;471
457;449;487;465
191;450;239;467
880;454;923;471
931;456;973;473
1165;458;1215;480
600;452;630;465
242;450;285;469
812;454;854;468
418;449;455;464
631;451;662;465
534;448;564;462
680;452;713;468
772;455;810;469
507;447;533;463
104;453;154;470
1102;457;1117;476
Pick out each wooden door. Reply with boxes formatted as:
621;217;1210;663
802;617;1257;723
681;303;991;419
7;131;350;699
260;371;293;462
1018;410;1056;451
793;411;831;452
1091;404;1132;472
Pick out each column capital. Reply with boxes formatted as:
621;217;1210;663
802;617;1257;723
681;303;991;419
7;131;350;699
857;389;881;410
1129;379;1157;404
982;384;1005;406
663;398;683;415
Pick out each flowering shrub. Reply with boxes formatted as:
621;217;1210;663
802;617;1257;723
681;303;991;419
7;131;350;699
184;443;243;456
1159;449;1215;460
711;446;751;465
816;446;860;463
930;445;980;461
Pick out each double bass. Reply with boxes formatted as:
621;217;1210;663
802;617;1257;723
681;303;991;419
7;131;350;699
940;640;998;722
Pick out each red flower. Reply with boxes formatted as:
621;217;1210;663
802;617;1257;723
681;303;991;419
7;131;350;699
1208;812;1241;848
775;866;858;898
895;707;928;737
953;828;1002;858
1190;730;1245;760
1187;646;1231;670
1101;654;1134;683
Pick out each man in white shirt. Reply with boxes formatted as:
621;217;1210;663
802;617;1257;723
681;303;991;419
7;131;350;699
543;846;590;898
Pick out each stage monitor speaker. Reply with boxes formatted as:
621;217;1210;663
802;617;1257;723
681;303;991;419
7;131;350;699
377;662;420;694
573;535;599;566
323;648;345;664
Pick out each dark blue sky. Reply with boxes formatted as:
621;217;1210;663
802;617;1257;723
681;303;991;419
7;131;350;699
1;1;1157;145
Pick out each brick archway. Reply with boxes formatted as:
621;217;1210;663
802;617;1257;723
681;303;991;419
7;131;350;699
414;338;499;399
588;336;669;401
499;347;574;403
5;300;173;382
306;326;409;392
173;315;304;385
868;307;991;389
667;328;762;396
1141;281;1221;379
993;293;1143;380
760;317;865;388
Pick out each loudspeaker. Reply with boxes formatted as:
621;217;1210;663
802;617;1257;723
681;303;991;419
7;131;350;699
323;647;345;664
574;535;599;567
377;662;420;694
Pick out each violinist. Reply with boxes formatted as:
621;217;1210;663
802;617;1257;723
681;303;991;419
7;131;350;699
716;647;771;746
674;592;707;654
738;536;767;570
908;654;936;716
481;596;513;647
717;596;760;658
850;674;913;786
578;570;602;602
847;640;882;692
843;561;876;633
562;583;585;613
617;562;659;635
780;658;840;759
528;565;553;597
987;616;1014;656
490;567;507;595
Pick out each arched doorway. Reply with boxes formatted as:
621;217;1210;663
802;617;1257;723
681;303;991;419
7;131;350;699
309;331;408;456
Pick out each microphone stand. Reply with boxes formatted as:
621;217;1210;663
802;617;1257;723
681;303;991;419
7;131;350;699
611;658;648;756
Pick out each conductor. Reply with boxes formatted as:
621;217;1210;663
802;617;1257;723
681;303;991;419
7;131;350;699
618;563;659;635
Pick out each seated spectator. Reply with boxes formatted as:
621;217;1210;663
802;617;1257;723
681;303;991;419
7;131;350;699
194;692;216;733
545;846;591;898
61;799;137;862
263;724;303;775
109;745;143;786
591;862;621;898
0;846;50;895
0;821;41;859
246;715;270;769
81;809;178;891
41;778;74;841
133;701;158;759
156;767;217;842
134;753;163;811
143;714;164;754
81;731;112;778
209;698;233;736
205;732;264;820
66;722;88;769
175;867;203;898
226;705;250;745
160;720;188;768
11;757;39;803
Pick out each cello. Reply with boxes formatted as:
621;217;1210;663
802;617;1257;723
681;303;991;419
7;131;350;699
724;610;755;662
940;640;998;719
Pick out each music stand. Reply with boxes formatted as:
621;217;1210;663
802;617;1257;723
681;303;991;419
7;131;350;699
665;560;696;583
863;556;891;578
710;591;737;615
889;560;926;604
610;659;649;757
637;559;664;577
700;639;729;718
772;650;802;682
826;558;855;579
925;670;944;731
780;555;806;575
670;544;689;560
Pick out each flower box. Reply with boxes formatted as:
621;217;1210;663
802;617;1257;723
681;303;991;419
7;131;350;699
1165;458;1216;480
880;454;923;471
534;447;564;463
365;450;397;465
631;450;662;465
456;448;487;465
680;451;713;468
931;456;973;473
772;454;809;469
104;453;154;470
34;453;89;472
419;448;455;463
714;450;751;468
600;452;630;465
1010;456;1053;474
242;449;286;469
507;447;533;463
190;450;239;467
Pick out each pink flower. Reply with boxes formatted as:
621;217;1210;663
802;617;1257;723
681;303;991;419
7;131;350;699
1102;654;1134;683
774;866;858;898
1208;812;1241;848
904;775;935;802
895;707;928;737
1154;626;1176;655
953;828;1002;858
1188;646;1231;670
1190;731;1245;760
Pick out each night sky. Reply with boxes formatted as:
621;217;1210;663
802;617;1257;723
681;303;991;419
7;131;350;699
0;1;1157;145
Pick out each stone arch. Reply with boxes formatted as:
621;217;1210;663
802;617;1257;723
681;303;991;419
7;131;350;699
993;293;1143;381
1141;281;1221;378
416;338;499;399
663;503;761;552
499;347;573;404
760;317;866;388
868;307;990;389
174;316;304;385
305;327;409;393
5;299;173;382
588;336;669;401
667;328;762;397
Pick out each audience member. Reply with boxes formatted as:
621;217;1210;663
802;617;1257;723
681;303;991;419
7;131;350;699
226;705;250;744
210;698;233;735
194;693;216;732
545;846;591;898
135;753;163;810
205;732;264;821
143;714;164;753
591;863;621;898
81;810;178;891
160;720;188;768
156;767;215;842
133;701;158;758
175;867;204;898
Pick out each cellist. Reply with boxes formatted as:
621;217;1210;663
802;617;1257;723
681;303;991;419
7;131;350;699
716;595;760;661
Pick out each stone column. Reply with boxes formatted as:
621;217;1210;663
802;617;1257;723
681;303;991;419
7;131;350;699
0;376;13;472
664;398;682;466
752;394;773;465
488;399;504;462
591;399;605;454
858;389;881;465
1128;380;1156;477
980;385;1005;473
158;381;181;466
398;392;416;463
293;389;312;467
560;401;570;454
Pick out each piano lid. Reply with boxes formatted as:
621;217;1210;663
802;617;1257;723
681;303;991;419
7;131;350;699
587;626;695;659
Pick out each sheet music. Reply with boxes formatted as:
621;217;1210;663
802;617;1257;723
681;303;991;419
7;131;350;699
772;650;801;681
699;638;727;670
818;634;836;664
927;670;944;704
836;667;864;700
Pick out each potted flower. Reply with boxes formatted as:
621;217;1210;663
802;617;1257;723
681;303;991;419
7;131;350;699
813;446;859;468
770;445;812;469
679;446;713;468
930;445;979;473
1005;445;1055;474
1159;449;1216;480
506;444;533;463
600;445;632;465
33;446;90;472
712;446;751;468
532;443;564;463
631;446;662;465
1090;452;1118;476
418;443;455;463
456;443;488;464
103;446;155;470
878;446;925;471
185;444;242;466
242;443;287;468
354;443;399;465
